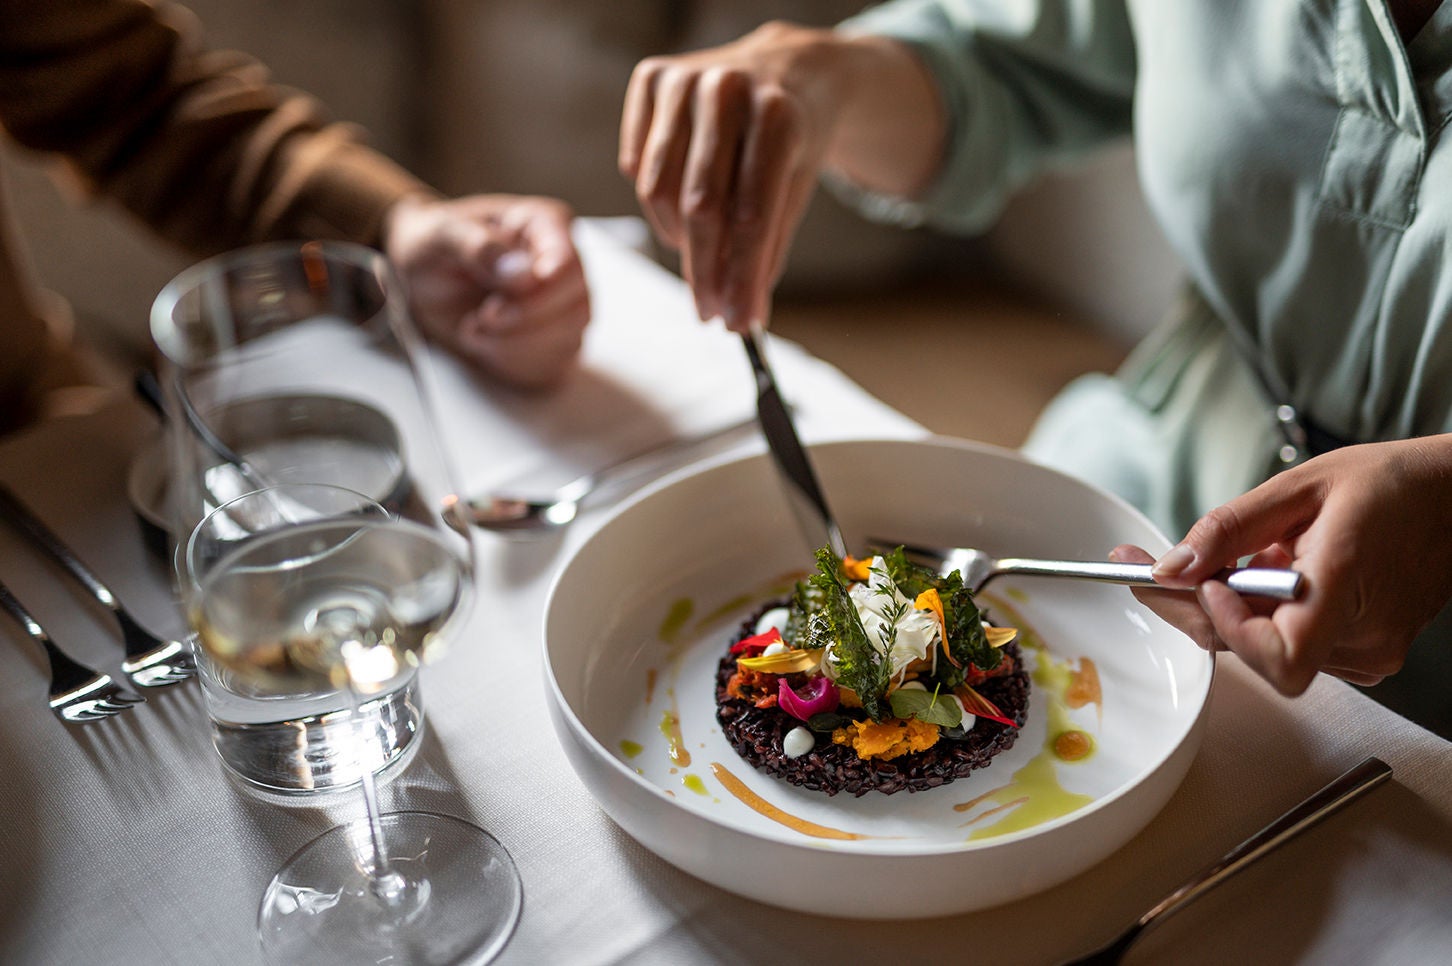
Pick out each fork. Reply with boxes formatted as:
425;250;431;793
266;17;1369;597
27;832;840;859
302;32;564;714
871;539;1305;600
0;578;144;722
0;484;196;687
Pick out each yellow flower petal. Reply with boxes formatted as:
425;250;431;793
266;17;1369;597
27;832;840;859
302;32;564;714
737;648;820;674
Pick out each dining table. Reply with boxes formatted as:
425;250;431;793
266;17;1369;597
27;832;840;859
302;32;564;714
0;220;1448;966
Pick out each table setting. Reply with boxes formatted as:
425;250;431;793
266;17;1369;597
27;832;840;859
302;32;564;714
0;219;1449;965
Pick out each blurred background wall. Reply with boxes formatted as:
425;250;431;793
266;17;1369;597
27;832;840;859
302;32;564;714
2;0;1183;439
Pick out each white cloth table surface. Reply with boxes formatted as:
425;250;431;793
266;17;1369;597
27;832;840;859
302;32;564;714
0;223;1448;965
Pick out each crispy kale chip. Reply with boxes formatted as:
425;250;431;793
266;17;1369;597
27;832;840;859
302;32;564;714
797;547;892;721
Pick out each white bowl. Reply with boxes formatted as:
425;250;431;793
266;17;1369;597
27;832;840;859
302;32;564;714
543;436;1212;919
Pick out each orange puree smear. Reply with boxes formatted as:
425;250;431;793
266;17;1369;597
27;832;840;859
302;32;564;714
1065;657;1102;711
710;763;867;840
970;797;1030;823
953;786;1008;813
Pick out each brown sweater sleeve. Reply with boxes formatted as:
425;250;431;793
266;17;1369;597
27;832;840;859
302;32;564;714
0;0;434;254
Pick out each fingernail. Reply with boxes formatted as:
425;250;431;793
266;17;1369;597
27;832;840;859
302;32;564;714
1153;544;1196;578
494;249;532;281
1107;547;1123;562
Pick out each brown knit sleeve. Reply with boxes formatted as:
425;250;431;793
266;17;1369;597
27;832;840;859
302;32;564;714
0;0;434;254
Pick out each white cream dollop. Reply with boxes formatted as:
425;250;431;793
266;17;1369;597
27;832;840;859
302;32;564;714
782;726;815;759
824;557;939;680
950;694;975;732
761;640;789;657
754;607;790;637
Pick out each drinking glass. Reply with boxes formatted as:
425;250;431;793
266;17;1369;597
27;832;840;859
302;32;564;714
151;241;446;792
152;241;522;962
186;482;521;964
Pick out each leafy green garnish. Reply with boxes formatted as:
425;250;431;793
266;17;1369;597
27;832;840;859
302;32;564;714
888;687;963;728
880;546;1001;686
798;547;891;721
782;577;825;647
805;711;856;733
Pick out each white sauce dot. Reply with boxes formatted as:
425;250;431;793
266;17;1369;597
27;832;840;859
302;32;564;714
782;726;815;759
762;641;789;657
897;680;927;691
755;608;790;637
950;695;976;731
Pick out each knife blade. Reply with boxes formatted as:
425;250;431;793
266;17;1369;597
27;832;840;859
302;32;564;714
740;328;848;558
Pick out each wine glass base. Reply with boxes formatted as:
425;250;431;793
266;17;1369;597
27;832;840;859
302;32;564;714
258;810;522;965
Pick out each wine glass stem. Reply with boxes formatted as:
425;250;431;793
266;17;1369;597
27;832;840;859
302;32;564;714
345;683;409;908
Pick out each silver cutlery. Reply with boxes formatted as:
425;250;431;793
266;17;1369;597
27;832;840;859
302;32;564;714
0;484;196;687
0;578;144;722
742;327;847;558
1062;756;1392;965
462;412;758;534
875;539;1305;600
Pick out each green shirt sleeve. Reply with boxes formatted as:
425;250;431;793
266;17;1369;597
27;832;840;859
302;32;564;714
832;0;1138;234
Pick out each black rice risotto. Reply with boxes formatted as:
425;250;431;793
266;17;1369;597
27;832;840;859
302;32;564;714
715;602;1031;797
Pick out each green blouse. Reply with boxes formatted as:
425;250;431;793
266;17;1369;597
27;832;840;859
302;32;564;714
839;0;1452;539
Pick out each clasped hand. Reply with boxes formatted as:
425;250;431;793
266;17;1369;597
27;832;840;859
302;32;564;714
384;193;591;389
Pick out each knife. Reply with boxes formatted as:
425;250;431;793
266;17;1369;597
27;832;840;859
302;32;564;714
740;328;848;558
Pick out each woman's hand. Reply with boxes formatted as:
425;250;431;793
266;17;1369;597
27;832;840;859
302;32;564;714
383;193;590;389
1116;436;1452;695
619;21;944;332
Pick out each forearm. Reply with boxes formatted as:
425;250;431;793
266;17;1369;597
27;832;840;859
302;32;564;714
818;31;947;201
0;0;428;253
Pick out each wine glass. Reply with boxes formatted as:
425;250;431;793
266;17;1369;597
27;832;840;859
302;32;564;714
151;242;522;963
187;483;522;964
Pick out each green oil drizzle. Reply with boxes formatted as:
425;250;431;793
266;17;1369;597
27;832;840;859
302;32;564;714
682;774;709;796
659;702;691;766
958;593;1098;840
699;593;755;629
659;597;695;644
619;740;643;759
964;753;1093;840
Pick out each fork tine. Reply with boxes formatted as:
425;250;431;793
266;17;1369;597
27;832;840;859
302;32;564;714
0;487;195;689
3;579;143;723
116;611;197;688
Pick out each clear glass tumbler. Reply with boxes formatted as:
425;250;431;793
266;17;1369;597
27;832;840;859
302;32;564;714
150;241;454;794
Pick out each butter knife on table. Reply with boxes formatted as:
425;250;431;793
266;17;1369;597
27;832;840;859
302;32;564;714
740;327;848;559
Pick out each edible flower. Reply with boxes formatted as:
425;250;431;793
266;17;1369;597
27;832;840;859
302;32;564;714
738;648;820;674
777;675;840;722
731;627;784;656
984;625;1017;648
841;554;873;582
954;683;1018;728
913;588;959;668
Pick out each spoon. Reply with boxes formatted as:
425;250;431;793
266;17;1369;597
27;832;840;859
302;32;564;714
1061;757;1391;964
874;539;1305;600
462;414;758;533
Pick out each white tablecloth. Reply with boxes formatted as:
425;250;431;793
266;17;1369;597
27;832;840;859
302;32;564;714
0;223;1448;965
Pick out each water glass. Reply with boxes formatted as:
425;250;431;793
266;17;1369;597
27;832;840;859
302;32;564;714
150;241;465;793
